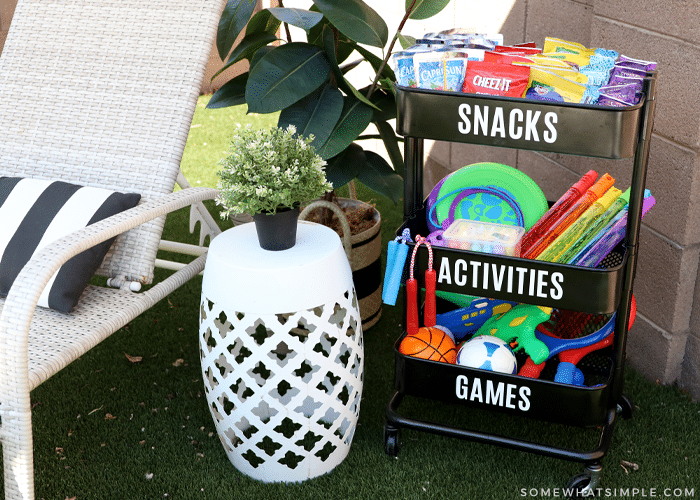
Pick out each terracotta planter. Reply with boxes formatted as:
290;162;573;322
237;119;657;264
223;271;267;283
300;198;382;330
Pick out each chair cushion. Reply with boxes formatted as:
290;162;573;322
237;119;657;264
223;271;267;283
0;178;141;312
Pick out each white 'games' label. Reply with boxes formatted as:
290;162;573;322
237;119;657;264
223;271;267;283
458;103;558;144
456;375;531;411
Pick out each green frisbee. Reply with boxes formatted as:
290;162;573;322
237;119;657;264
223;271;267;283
434;162;548;231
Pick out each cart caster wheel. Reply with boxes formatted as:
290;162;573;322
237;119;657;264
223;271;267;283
565;474;593;498
616;394;635;419
566;463;602;498
384;425;400;457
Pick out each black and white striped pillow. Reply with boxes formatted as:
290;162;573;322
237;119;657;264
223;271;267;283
0;177;141;312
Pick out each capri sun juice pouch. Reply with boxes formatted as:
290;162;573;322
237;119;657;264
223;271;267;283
414;51;468;92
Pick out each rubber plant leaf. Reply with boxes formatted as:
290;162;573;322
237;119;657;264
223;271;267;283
277;83;344;152
321;26;379;111
406;0;451;20
324;143;367;189
207;73;249;109
357;150;404;204
267;7;324;31
374;120;404;178
246;43;331;114
249;46;273;71
311;0;389;48
342;40;396;81
211;32;278;82
398;33;417;49
315;95;373;159
245;9;282;36
217;0;257;60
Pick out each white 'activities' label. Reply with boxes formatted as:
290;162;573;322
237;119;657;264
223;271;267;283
438;257;565;301
458;103;558;144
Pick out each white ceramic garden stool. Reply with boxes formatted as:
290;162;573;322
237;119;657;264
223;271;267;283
199;221;364;482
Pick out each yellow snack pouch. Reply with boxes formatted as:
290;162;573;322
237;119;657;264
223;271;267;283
525;67;588;103
514;54;573;69
543;37;596;56
528;65;589;85
542;51;591;70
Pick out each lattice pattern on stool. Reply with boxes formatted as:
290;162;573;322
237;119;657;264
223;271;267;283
199;286;363;481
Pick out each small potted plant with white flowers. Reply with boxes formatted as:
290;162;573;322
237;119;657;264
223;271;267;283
217;124;333;251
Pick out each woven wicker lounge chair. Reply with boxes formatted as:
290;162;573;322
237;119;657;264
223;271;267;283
0;0;227;498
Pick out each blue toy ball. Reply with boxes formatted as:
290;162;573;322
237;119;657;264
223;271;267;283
456;335;518;374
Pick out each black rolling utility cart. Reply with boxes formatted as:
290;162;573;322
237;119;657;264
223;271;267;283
384;73;657;496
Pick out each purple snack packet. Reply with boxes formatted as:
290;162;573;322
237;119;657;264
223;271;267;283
597;94;633;107
617;54;657;72
607;73;644;88
598;83;641;104
610;64;647;80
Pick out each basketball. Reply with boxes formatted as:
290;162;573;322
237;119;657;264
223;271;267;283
399;326;457;364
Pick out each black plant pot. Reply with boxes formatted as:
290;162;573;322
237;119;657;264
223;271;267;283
253;206;300;251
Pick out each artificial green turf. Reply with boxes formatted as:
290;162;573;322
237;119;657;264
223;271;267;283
17;98;700;499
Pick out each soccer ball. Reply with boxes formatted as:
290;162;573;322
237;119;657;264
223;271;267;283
456;335;517;374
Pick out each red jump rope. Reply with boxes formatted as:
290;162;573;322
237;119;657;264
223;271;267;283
406;235;436;335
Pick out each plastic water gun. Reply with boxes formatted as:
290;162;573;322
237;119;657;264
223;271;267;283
475;304;552;364
435;298;516;343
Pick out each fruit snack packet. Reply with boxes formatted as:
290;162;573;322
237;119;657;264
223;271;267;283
542;37;594;70
414;51;468;92
531;65;589;85
578;65;612;86
517;54;575;70
588;48;619;70
610;64;647;80
543;37;593;55
617;54;657;72
461;61;531;97
524;67;591;103
597;94;635;107
597;83;641;106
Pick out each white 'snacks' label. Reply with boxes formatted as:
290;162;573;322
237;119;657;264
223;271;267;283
438;257;565;301
457;103;559;144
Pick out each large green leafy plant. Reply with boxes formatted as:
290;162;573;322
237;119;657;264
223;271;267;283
208;0;452;204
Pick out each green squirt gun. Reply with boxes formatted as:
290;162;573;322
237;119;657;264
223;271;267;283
475;304;552;364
